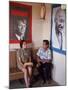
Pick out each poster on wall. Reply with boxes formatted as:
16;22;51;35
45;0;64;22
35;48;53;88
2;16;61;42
51;5;66;55
9;2;32;43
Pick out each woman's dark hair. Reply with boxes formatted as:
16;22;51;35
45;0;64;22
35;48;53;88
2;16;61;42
20;40;26;48
43;40;49;45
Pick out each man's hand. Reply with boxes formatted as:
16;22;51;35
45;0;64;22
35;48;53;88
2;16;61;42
40;59;50;64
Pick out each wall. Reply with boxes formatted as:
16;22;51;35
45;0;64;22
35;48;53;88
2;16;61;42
52;52;66;85
32;3;43;48
42;4;51;41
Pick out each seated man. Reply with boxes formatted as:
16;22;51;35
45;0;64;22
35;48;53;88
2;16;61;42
17;40;33;88
37;40;52;84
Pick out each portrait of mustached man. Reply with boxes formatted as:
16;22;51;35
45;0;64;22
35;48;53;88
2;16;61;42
52;7;66;51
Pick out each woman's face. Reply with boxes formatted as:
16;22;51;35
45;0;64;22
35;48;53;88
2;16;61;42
22;42;27;49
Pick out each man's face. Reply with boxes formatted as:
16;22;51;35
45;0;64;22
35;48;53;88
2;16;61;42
55;9;65;33
18;20;27;35
43;42;48;49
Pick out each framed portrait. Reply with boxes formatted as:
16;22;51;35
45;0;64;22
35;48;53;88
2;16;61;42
51;4;66;55
9;2;32;43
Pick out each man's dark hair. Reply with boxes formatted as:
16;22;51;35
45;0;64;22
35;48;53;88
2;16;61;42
20;40;26;48
43;40;49;45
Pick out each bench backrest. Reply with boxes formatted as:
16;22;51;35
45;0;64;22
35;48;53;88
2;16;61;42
9;50;17;69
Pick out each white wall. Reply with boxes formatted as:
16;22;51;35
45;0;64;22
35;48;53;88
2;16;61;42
52;52;66;85
32;3;43;48
42;4;51;41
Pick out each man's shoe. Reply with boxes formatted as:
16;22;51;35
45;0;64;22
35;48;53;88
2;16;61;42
42;80;46;84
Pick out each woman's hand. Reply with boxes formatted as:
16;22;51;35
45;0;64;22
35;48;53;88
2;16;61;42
24;62;33;67
23;64;26;68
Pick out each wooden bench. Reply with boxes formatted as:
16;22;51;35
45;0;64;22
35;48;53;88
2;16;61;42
9;50;24;80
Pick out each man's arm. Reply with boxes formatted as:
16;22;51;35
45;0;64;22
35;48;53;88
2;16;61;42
36;48;42;62
37;56;41;63
41;49;52;63
36;56;42;67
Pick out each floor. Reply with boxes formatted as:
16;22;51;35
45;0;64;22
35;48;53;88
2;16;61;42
9;76;60;89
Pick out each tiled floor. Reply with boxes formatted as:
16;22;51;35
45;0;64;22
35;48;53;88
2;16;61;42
9;77;60;89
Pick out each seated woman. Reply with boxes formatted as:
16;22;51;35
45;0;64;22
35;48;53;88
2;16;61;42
17;40;33;88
